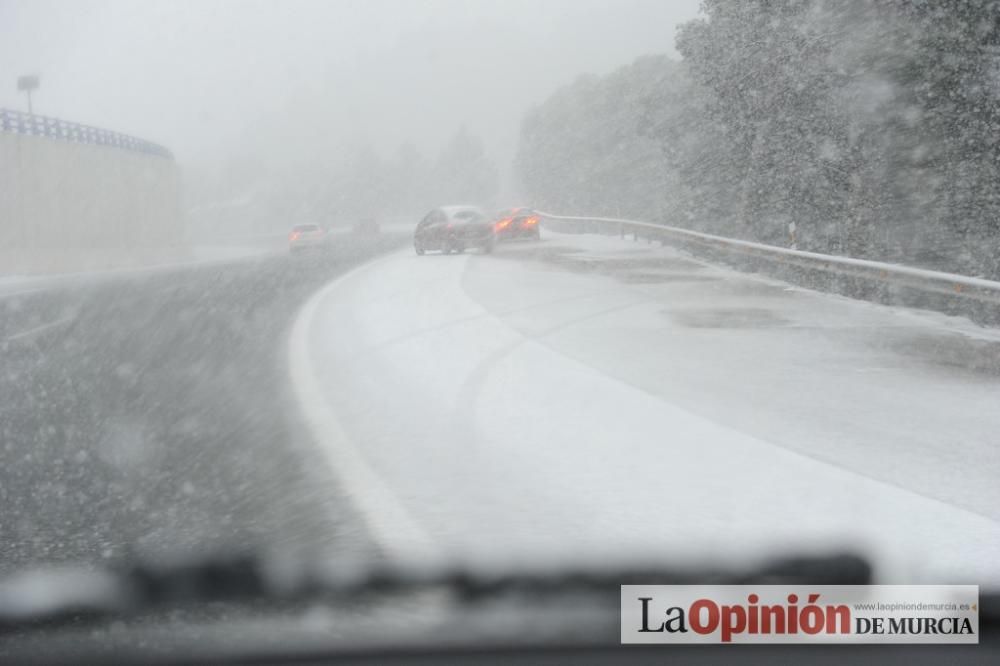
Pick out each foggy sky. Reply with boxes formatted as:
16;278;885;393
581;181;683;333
0;0;700;173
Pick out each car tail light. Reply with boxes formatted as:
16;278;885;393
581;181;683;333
289;231;300;240
523;216;539;226
495;218;512;230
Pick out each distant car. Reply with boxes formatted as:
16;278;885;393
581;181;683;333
493;208;541;241
414;206;495;255
353;217;380;236
288;224;327;252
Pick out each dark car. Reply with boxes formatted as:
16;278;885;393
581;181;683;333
414;205;495;255
493;207;541;241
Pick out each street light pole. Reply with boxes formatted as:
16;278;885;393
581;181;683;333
17;75;39;115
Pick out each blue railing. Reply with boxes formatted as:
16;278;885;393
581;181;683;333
0;108;173;159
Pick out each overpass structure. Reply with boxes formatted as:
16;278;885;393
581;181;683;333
0;108;181;274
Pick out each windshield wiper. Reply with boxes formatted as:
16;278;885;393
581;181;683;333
0;551;872;634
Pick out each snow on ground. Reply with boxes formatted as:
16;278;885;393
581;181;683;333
291;231;1000;583
0;237;287;297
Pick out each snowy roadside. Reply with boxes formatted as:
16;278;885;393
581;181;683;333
0;236;286;299
291;236;1000;585
515;230;1000;342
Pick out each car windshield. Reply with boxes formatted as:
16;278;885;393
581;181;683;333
1;0;998;660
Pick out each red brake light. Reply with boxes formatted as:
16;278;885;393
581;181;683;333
523;216;539;226
290;231;300;240
495;218;512;230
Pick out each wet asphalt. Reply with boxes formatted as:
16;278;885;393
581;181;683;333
0;235;404;576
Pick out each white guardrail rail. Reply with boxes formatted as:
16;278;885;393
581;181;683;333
536;212;1000;322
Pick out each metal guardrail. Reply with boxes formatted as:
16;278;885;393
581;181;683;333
0;108;173;159
537;212;1000;320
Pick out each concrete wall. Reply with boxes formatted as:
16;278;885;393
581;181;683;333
0;131;181;273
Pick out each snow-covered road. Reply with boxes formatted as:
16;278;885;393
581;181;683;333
290;232;1000;583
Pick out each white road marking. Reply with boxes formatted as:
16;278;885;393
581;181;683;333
287;254;440;563
5;315;75;343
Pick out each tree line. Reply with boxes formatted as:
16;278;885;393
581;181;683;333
517;1;1000;278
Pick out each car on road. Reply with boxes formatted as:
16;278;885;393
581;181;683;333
288;223;327;252
493;207;541;242
414;205;495;255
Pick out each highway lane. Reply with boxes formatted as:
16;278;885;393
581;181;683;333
0;236;403;575
292;231;1000;583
